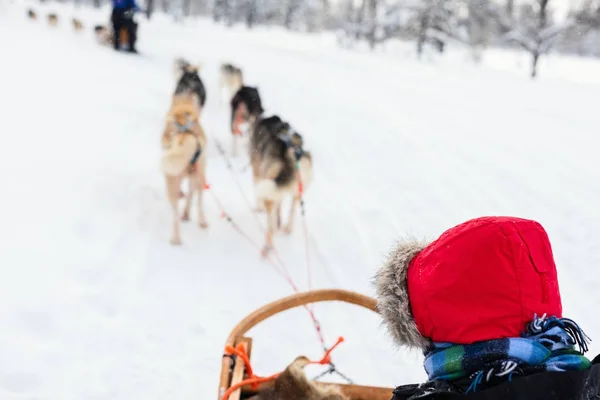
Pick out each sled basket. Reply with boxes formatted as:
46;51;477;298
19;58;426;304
218;289;394;400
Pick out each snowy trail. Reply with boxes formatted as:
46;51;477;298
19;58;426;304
2;3;600;399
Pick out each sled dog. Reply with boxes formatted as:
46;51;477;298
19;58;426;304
249;115;312;254
27;9;37;20
94;25;111;45
173;58;206;111
230;85;264;156
219;63;243;105
248;356;347;400
72;18;83;31
93;25;134;47
48;13;58;26
161;93;208;245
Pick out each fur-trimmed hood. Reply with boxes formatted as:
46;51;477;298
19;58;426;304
373;216;563;351
374;239;430;350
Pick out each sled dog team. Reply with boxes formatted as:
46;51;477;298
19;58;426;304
26;8;131;47
161;59;313;252
27;8;84;31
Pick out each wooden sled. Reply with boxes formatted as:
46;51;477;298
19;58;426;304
218;289;394;400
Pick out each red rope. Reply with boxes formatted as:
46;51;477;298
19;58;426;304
213;139;297;284
205;182;328;349
209;138;329;350
221;337;345;400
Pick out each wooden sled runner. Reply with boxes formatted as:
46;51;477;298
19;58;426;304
218;289;394;400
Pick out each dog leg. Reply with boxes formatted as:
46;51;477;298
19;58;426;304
282;196;300;235
231;134;238;157
251;160;266;212
166;176;183;245
276;203;282;229
181;178;193;221
261;200;276;257
196;172;208;229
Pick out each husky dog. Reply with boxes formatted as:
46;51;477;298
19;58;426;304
72;18;83;31
94;25;110;44
48;13;58;26
174;58;206;111
94;24;121;45
249;115;313;254
27;9;37;20
248;356;347;400
230;85;264;156
161;94;209;245
219;63;243;105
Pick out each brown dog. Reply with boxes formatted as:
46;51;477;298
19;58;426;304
93;25;128;46
249;356;347;400
72;18;83;31
94;25;111;45
161;94;208;245
48;13;58;26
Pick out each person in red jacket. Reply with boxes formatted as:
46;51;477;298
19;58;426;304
374;216;599;399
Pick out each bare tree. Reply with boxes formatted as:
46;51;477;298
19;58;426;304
455;0;501;62
503;0;572;78
182;0;191;16
364;0;379;49
145;0;154;19
404;0;457;59
283;0;301;29
506;0;514;21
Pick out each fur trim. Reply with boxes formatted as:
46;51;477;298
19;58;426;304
373;240;430;350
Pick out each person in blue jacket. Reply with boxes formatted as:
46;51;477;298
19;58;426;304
111;0;140;52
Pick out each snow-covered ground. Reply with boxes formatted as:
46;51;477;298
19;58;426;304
1;2;600;399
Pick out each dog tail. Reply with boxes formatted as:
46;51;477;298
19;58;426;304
161;135;198;176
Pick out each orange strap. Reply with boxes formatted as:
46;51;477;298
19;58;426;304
296;163;304;196
221;337;345;400
309;336;344;366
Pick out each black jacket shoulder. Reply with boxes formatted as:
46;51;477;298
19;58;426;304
392;363;600;400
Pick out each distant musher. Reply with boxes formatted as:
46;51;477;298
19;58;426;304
111;0;141;53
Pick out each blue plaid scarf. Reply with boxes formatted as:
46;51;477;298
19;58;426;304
424;315;592;393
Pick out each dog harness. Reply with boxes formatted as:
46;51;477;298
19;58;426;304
174;121;202;166
277;131;304;161
175;121;195;133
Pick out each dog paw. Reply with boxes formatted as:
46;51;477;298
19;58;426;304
198;221;208;229
170;237;182;246
181;211;190;221
260;245;272;258
281;225;293;235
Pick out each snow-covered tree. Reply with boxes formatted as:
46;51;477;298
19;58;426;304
454;0;500;62
212;0;230;22
558;0;600;56
403;0;460;58
503;0;572;78
281;0;327;32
